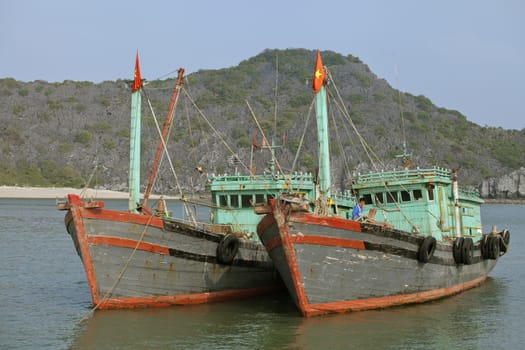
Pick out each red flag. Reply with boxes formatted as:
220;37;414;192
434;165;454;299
312;50;326;93
131;51;142;91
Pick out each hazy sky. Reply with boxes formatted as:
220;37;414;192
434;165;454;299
2;0;523;129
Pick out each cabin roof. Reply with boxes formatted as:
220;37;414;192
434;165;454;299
206;172;315;192
353;167;452;189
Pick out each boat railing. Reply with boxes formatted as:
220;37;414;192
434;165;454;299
207;172;315;184
332;190;356;203
355;167;451;183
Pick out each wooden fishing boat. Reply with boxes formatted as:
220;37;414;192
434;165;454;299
256;51;510;317
58;53;317;309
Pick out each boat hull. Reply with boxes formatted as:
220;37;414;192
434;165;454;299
64;195;281;309
257;204;502;317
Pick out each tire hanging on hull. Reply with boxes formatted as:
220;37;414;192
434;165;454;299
461;237;473;265
487;236;500;260
417;236;436;263
481;234;502;260
453;237;464;264
216;234;240;264
499;229;510;253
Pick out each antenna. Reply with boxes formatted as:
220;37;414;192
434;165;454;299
273;52;279;140
394;64;412;169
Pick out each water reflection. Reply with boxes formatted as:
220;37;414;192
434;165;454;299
68;278;510;350
292;278;509;350
68;292;299;350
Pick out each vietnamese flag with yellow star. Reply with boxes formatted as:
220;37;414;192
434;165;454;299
312;50;325;93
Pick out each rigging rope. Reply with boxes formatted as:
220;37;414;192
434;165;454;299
327;96;353;185
291;99;315;173
325;69;420;229
181;87;251;174
273;53;279;139
326;70;384;171
79;161;99;199
142;88;197;225
142;86;179;200
78;211;156;322
245;100;290;183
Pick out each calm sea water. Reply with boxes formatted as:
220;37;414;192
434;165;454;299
0;199;523;350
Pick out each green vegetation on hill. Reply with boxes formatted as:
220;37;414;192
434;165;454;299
0;48;523;192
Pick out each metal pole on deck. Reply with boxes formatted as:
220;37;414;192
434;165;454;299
452;168;462;237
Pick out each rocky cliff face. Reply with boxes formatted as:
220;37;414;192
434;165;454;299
480;168;525;199
1;49;524;197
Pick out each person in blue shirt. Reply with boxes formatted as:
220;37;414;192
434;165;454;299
352;198;365;221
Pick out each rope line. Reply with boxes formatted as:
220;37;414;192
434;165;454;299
142;88;196;225
79;211;156;322
181;87;251;174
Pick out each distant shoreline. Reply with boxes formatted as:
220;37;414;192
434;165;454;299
0;186;181;200
482;198;525;204
1;186;523;203
0;186;129;199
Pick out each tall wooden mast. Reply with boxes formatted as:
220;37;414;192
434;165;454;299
142;68;185;207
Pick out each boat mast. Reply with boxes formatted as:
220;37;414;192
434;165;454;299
142;68;185;207
129;52;143;213
452;167;462;237
312;50;331;200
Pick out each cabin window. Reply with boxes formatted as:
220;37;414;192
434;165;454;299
374;193;384;204
255;194;265;203
427;184;435;201
219;195;228;207
230;195;239;208
362;194;373;205
386;191;398;204
241;194;253;208
413;189;423;200
401;190;411;202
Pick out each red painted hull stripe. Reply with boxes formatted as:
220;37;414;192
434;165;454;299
68;207;101;305
88;235;273;269
78;207;164;227
274;212;311;311
68;208;282;309
264;234;365;252
290;235;366;250
91;285;282;309
88;236;170;255
292;213;362;232
300;276;487;317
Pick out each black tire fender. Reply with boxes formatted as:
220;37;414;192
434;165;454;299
216;234;240;265
499;229;510;253
453;237;464;264
488;236;500;260
480;234;490;259
461;237;473;265
418;236;437;263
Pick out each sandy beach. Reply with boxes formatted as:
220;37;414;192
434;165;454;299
0;186;130;199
